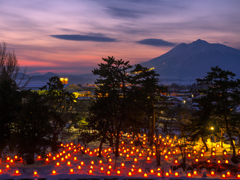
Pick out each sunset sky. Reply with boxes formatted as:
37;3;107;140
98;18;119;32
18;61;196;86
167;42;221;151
1;0;240;74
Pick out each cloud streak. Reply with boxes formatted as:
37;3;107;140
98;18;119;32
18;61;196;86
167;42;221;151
136;39;176;47
50;34;117;42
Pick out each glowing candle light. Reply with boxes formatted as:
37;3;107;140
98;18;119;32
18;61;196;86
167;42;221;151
225;159;229;164
211;169;215;176
52;170;57;175
138;168;142;173
77;165;81;170
217;159;221;164
147;156;151;161
121;162;125;167
108;158;112;163
45;158;50;163
67;161;71;166
150;169;154;173
143;173;148;177
174;172;179;176
187;172;192;177
56;162;60;167
195;158;199;163
134;158;138;162
10;159;14;163
222;172;226;178
14;155;18;160
33;170;38;176
117;170;121;175
193;169;197;175
164;155;168;160
80;161;84;166
6;164;10;169
6;157;10;162
107;170;111;175
237;172;240;178
15;169;20;175
223;150;227;156
174;158;178;164
69;168;74;174
128;171;132;176
207;158;211;163
157;172;161;176
88;169;93;174
226;170;231;176
165;172;170;177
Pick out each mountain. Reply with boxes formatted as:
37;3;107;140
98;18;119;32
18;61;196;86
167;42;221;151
141;39;240;83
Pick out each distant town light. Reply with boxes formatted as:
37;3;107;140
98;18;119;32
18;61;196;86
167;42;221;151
60;77;68;84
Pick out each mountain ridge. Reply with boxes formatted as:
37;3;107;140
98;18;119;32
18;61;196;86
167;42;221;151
141;39;240;81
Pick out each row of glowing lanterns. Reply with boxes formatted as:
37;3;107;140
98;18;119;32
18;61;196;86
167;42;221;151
3;166;240;178
1;134;240;178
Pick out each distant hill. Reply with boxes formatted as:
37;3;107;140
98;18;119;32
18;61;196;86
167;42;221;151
141;39;240;84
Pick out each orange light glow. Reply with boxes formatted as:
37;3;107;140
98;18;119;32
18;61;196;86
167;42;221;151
144;173;148;177
78;165;81;170
52;170;57;175
15;169;20;175
88;169;93;174
69;168;74;174
107;170;111;175
174;172;179;176
138;168;142;173
222;173;226;178
6;164;10;169
128;171;132;176
165;172;170;177
33;170;38;176
187;172;192;177
80;161;84;166
211;170;215;176
237;173;240;178
117;170;121;175
56;162;60;167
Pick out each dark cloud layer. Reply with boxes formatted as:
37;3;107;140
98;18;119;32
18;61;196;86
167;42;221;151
136;39;176;47
106;7;143;19
50;34;117;42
